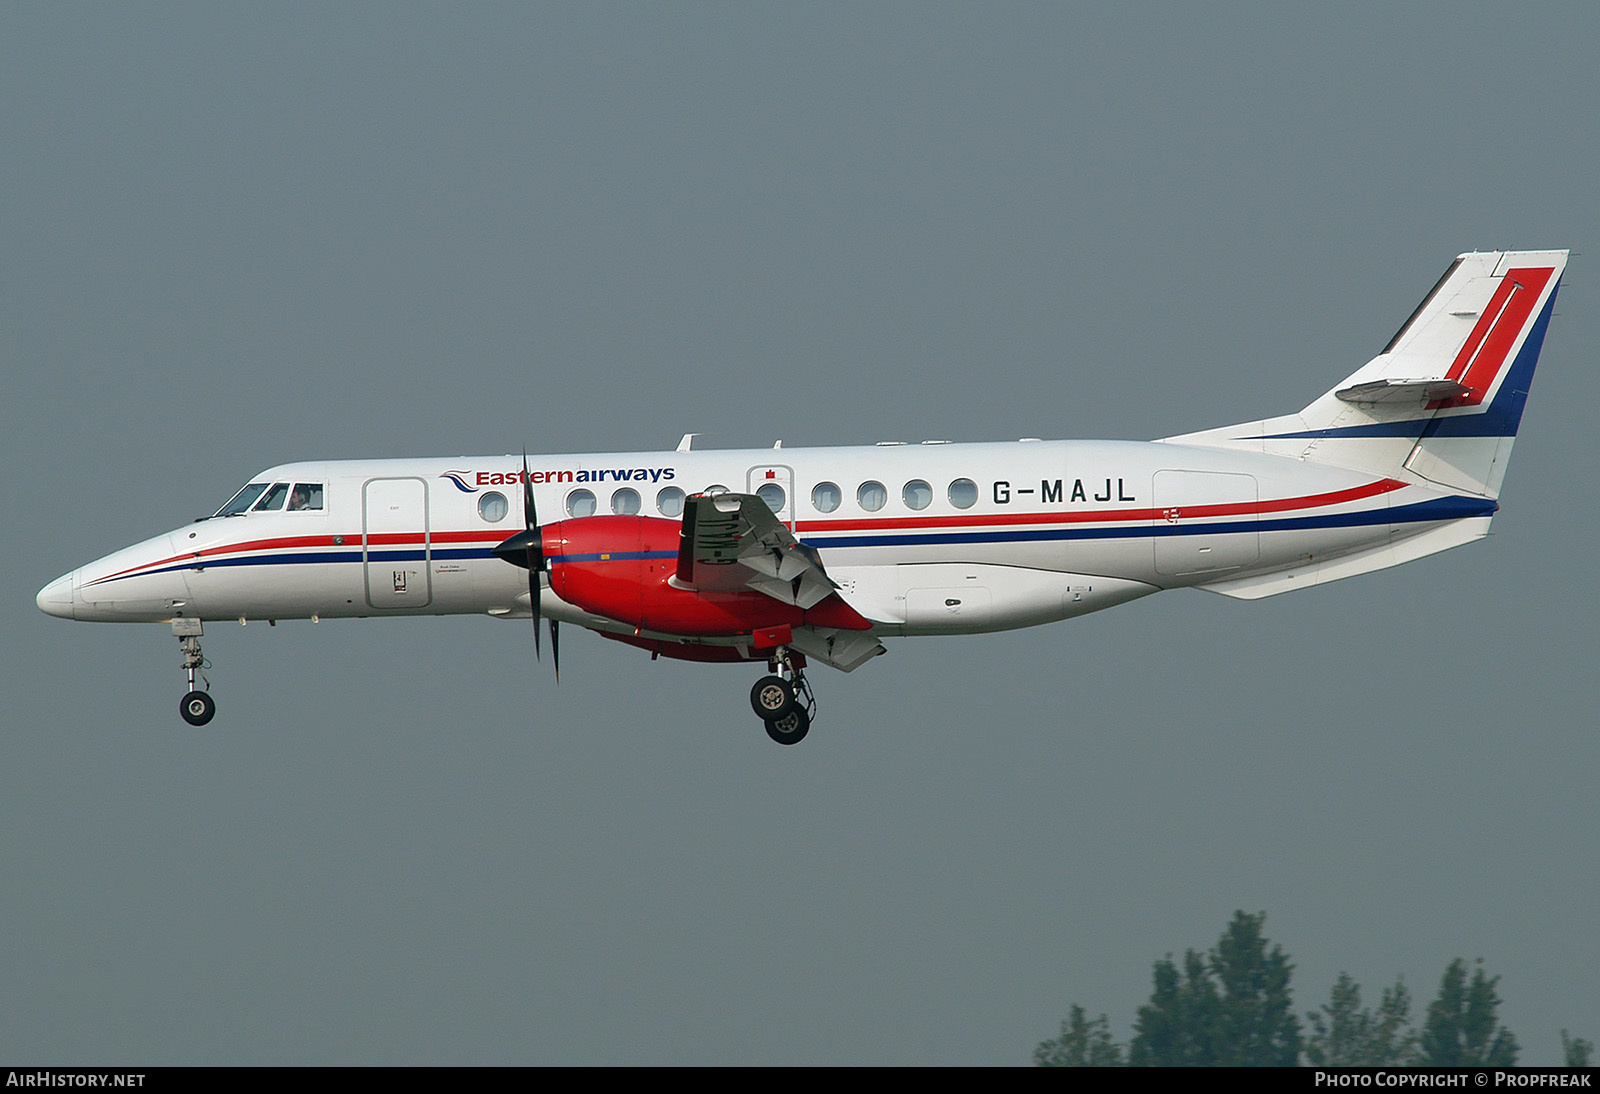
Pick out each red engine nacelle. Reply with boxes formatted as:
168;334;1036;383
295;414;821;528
541;516;870;637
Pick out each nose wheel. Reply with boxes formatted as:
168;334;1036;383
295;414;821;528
174;619;216;727
755;649;815;745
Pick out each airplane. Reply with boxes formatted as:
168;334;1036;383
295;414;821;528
37;249;1567;744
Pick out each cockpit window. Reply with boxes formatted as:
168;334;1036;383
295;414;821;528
216;482;269;516
214;479;324;518
253;483;291;511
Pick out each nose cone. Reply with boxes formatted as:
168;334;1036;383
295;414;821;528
37;572;76;619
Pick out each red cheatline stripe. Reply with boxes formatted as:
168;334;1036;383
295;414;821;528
88;479;1411;582
363;530;507;546
794;478;1406;533
192;529;508;553
90;529;514;583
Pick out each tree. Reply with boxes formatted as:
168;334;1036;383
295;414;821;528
1128;949;1221;1065
1035;1005;1123;1066
1126;911;1300;1066
1418;958;1518;1066
1033;918;1582;1067
1209;910;1301;1066
1305;972;1419;1065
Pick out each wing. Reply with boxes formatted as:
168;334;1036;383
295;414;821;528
675;492;839;610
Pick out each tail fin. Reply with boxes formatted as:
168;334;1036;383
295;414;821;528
1164;250;1567;498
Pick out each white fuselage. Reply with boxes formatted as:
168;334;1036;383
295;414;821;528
37;438;1491;649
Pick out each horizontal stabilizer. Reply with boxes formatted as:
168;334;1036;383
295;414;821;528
1335;378;1475;404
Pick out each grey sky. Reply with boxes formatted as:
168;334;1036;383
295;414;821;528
3;4;1596;1065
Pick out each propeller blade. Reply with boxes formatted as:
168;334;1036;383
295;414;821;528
496;450;560;681
522;450;537;530
489;447;566;678
530;560;541;661
523;450;541;660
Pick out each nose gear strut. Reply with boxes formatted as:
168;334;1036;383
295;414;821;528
174;618;216;726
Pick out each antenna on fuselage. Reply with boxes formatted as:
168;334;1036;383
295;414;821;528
676;433;701;452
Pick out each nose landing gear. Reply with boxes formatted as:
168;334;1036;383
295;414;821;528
174;618;216;727
755;649;815;745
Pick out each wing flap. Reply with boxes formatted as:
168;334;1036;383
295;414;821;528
788;626;885;672
677;492;841;609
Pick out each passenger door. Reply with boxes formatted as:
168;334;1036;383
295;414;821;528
363;477;432;608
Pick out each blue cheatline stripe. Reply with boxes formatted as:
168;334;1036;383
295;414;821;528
803;496;1495;550
546;551;677;563
99;550;367;581
94;496;1497;583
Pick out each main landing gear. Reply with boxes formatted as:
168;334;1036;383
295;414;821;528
750;649;816;745
174;618;216;727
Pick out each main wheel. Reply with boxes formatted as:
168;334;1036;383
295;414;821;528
763;706;810;745
750;675;796;720
180;690;216;727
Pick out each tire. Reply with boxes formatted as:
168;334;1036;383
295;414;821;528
763;706;810;745
750;675;796;720
180;690;216;727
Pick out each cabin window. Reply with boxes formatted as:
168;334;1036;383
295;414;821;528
253;483;290;511
948;478;978;509
812;482;841;513
216;482;268;516
857;480;887;512
656;486;686;517
612;488;641;515
478;491;509;522
566;489;597;518
757;482;786;513
288;484;324;511
704;484;729;496
902;479;932;511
